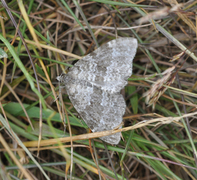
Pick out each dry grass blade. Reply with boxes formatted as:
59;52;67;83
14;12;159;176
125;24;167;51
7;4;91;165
0;133;33;180
22;111;197;147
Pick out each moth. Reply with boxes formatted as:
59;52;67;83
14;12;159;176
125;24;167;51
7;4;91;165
57;37;138;144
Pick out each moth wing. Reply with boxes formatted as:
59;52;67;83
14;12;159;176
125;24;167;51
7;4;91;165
67;37;138;93
65;79;125;144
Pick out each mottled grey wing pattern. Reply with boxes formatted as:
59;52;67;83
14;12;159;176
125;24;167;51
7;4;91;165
66;38;138;93
59;37;138;144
